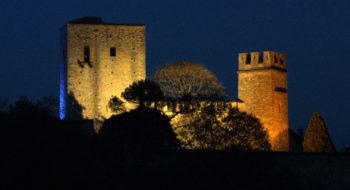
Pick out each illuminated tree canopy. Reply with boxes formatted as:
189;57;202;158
172;103;271;151
154;61;227;100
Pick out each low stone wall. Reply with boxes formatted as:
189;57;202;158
142;100;245;117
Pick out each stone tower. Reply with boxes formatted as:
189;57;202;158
237;51;289;151
59;17;146;120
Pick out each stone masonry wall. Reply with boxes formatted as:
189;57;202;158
237;51;289;151
63;22;145;120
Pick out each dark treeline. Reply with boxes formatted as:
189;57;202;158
2;96;350;189
1;62;348;188
1;96;97;188
0;96;290;189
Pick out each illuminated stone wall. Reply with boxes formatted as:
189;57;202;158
60;18;146;120
237;51;289;151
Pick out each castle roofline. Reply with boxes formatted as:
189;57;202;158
67;16;145;26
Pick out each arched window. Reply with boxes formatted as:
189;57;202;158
110;47;116;57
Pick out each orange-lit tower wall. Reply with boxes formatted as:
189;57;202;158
60;17;145;120
237;51;289;151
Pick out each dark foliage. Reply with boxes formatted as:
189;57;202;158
1;96;95;189
303;112;336;152
108;95;126;114
1;97;348;189
222;107;271;151
8;96;55;119
67;92;84;120
289;128;304;152
121;79;164;105
98;107;179;152
0;97;8;112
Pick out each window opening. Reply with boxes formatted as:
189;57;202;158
84;46;90;62
110;47;116;56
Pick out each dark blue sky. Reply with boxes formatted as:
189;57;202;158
0;0;349;149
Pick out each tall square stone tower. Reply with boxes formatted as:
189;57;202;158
237;51;289;151
59;17;146;120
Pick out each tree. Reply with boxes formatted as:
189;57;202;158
303;112;336;152
154;61;227;100
121;79;164;106
172;103;271;151
0;97;8;112
173;104;225;150
108;96;126;114
222;108;271;151
38;94;59;118
289;129;304;152
98;107;179;152
8;96;53;119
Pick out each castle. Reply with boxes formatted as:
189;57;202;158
60;17;289;151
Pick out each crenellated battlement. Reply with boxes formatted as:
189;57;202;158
238;51;286;71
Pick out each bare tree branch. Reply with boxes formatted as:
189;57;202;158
154;61;227;100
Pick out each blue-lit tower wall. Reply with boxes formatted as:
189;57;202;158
59;25;67;120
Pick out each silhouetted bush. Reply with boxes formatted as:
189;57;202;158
1;96;96;189
98;107;179;153
66;92;84;120
289;128;304;152
108;95;126;114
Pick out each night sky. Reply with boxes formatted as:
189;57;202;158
0;0;349;149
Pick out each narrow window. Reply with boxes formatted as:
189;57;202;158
84;46;90;62
110;47;116;56
279;104;281;113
